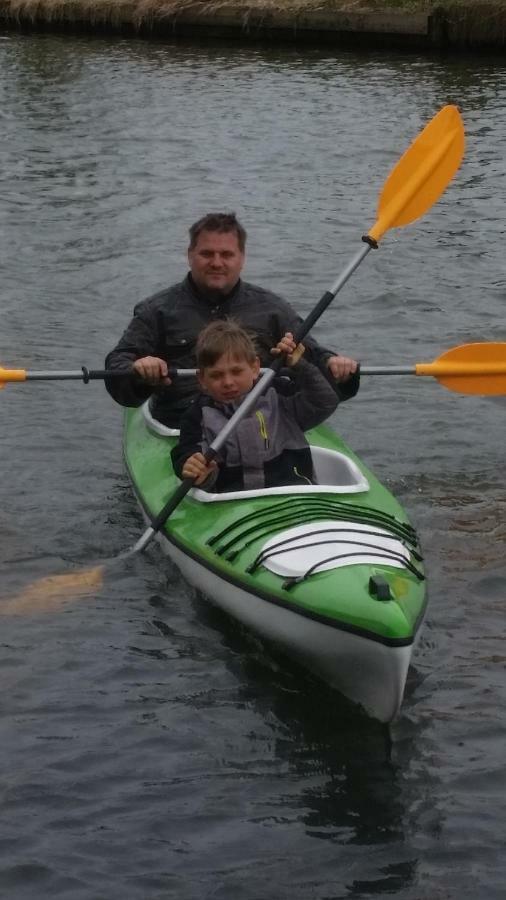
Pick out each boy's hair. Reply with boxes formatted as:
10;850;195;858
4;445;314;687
188;212;247;252
196;320;258;370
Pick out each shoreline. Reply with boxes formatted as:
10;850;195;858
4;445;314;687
1;0;506;50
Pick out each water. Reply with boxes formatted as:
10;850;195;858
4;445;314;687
1;30;505;898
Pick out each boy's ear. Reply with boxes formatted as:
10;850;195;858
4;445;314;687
253;356;261;375
197;368;205;387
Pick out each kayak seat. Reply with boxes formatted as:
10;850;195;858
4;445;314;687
311;445;367;489
143;400;369;502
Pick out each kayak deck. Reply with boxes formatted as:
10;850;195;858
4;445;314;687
124;403;426;649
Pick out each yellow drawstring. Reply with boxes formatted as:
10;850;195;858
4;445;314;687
255;410;269;448
293;467;313;485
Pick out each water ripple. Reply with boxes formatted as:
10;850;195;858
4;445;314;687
1;31;505;900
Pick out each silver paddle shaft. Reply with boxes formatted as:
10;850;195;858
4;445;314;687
21;367;270;380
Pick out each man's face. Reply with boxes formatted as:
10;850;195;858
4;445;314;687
188;230;245;295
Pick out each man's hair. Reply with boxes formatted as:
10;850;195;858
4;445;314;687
188;212;247;252
196;320;258;370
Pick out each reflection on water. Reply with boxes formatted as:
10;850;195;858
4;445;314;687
1;29;505;900
174;594;439;896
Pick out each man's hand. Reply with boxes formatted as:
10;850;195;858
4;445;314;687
327;355;358;382
182;452;218;485
133;356;172;385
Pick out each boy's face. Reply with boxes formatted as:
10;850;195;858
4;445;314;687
198;352;260;403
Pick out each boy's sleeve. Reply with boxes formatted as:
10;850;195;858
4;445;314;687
170;402;205;479
284;359;340;431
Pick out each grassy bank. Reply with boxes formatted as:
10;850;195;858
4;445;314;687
1;0;506;49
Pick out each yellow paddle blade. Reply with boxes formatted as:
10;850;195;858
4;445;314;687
0;367;26;389
0;565;104;615
368;105;465;244
416;342;506;395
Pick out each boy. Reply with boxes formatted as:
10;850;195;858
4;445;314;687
170;320;339;492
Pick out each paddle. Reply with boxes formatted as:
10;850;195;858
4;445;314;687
129;104;465;555
361;343;506;395
0;366;193;386
0;365;249;385
2;343;506;396
0;367;124;386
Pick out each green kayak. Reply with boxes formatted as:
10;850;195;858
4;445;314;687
124;401;426;722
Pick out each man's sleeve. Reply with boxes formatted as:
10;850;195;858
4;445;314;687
104;305;159;407
269;293;360;402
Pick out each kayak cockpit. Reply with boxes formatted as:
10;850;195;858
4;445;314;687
142;400;369;501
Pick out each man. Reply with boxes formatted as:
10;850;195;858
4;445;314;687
105;212;359;426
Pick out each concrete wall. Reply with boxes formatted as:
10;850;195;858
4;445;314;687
1;1;506;51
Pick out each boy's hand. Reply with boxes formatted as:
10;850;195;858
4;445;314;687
133;356;172;385
270;332;305;366
182;452;218;485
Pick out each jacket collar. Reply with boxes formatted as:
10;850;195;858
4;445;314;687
186;273;242;306
201;378;263;417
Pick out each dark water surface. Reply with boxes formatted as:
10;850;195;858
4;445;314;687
1;31;505;899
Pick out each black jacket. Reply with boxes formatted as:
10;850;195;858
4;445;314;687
105;274;359;426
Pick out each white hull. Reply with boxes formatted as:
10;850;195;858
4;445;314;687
130;404;421;723
156;529;412;723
